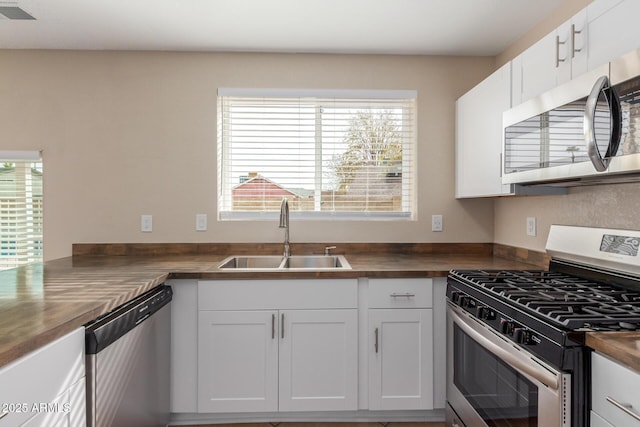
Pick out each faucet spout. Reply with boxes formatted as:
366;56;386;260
279;198;290;257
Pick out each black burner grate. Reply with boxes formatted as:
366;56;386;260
451;269;640;330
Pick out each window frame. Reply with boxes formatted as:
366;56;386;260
217;88;417;221
0;150;43;270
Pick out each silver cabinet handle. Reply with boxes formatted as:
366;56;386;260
281;313;285;339
555;35;566;68
272;313;276;339
390;292;415;298
607;396;640;421
374;327;379;353
571;24;582;58
584;75;621;172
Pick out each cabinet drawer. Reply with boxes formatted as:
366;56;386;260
199;279;358;310
591;411;615;427
592;351;640;426
0;328;84;427
369;278;432;308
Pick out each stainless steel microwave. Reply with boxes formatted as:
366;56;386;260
502;48;640;186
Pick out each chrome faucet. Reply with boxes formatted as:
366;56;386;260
279;197;290;257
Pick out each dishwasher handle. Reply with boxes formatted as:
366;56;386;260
85;285;172;354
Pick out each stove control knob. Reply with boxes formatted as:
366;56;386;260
499;318;515;335
459;296;470;308
476;306;496;320
513;327;532;345
450;291;461;304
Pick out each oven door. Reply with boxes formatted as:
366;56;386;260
446;303;570;427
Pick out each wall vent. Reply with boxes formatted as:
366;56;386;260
0;5;35;20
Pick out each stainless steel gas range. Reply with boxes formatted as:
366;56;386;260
446;225;640;427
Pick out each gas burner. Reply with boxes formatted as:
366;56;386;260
450;268;640;329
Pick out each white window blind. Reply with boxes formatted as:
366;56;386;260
217;89;416;220
0;151;43;270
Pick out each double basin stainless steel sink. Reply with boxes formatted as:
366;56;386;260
218;254;351;271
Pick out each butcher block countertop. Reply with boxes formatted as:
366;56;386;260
0;242;549;368
586;332;640;373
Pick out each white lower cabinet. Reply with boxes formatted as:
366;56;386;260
368;309;433;410
367;279;434;411
198;310;278;413
591;351;640;426
279;309;358;412
197;279;358;413
0;328;85;427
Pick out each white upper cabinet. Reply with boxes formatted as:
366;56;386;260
455;62;512;198
517;30;559;103
514;0;635;106
587;0;640;70
556;9;588;85
517;9;588;103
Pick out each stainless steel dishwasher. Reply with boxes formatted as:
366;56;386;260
85;284;172;427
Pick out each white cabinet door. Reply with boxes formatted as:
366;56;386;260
279;309;358;412
587;0;640;71
591;351;640;427
519;31;559;103
591;411;615;427
198;310;279;413
455;62;511;198
368;308;433;410
0;328;85;427
557;9;589;85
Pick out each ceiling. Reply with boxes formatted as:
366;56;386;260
0;0;565;55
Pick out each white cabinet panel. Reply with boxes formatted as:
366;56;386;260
520;31;559;102
368;308;433;410
198;310;279;413
197;279;359;414
0;328;85;427
279;309;358;412
592;351;640;426
369;278;432;308
587;0;640;71
591;411;615;427
170;279;198;413
455;62;511;198
199;279;357;310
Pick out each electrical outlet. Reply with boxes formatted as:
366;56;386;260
432;214;443;232
141;215;153;233
526;217;536;237
196;214;207;231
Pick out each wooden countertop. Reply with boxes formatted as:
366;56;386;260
0;244;545;369
586;331;640;373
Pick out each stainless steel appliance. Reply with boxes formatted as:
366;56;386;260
446;225;640;427
85;285;172;427
503;48;640;186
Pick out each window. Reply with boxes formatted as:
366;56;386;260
0;151;43;270
218;89;416;220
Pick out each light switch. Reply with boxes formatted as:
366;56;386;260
196;214;207;231
526;217;536;236
141;215;153;232
432;214;443;232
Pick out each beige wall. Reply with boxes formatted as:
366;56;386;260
0;50;495;260
494;0;640;252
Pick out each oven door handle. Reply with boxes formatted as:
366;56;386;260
450;307;560;390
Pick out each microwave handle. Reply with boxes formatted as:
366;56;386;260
584;75;621;172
